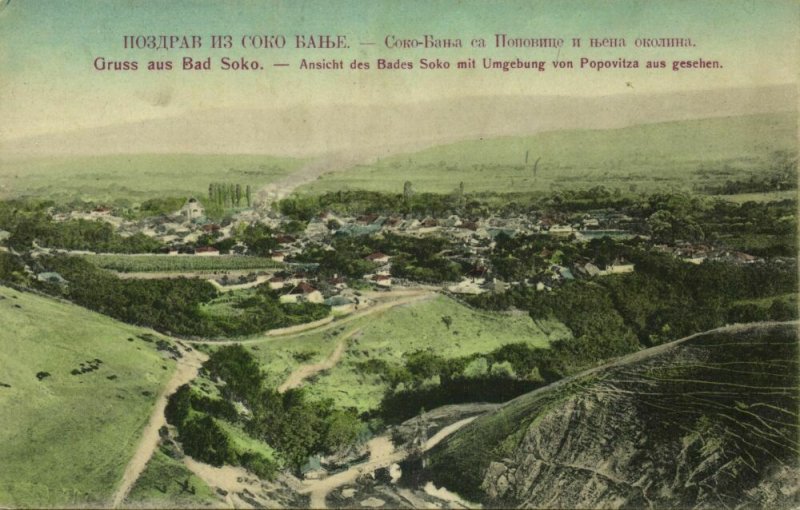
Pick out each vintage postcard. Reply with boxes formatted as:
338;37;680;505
0;1;797;508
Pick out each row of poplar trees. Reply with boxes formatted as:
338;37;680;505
208;183;252;208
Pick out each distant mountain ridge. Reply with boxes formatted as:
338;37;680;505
1;85;795;158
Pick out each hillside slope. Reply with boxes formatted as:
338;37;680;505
301;112;797;195
423;322;799;509
0;286;180;507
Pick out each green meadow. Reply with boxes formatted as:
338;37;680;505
0;154;303;203
299;113;797;195
248;295;570;412
125;450;219;508
0;286;177;507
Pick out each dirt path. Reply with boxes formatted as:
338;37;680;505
278;329;360;393
185;288;436;346
302;416;478;509
254;151;384;209
110;346;208;508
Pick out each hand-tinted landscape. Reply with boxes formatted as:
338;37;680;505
1;0;798;506
1;81;797;508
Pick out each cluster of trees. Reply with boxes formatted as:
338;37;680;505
237;223;277;257
0;200;162;253
292;232;463;283
470;243;797;350
168;346;367;475
32;255;329;338
165;384;277;477
373;336;600;423
697;152;797;195
279;188;514;221
291;238;377;279
0;252;28;285
376;233;463;283
209;182;252;208
137;197;187;218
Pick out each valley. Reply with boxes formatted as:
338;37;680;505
0;109;797;509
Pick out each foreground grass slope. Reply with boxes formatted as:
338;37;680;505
0;286;178;507
0;154;303;203
125;450;219;508
301;113;796;195
424;322;799;509
252;295;570;412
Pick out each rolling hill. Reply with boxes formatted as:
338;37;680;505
422;321;799;509
0;286;180;507
250;294;570;413
300;112;798;195
0;153;303;203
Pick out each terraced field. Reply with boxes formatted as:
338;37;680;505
83;254;283;273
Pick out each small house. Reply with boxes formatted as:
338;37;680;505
371;274;392;287
180;198;205;222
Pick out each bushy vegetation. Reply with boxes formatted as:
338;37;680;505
167;346;367;475
292;232;463;282
466;244;797;349
0;200;162;253
31;255;328;338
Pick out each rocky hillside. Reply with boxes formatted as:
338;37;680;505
423;322;799;509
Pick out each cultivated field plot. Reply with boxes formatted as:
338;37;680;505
249;295;571;412
299;113;796;195
0;154;303;203
0;287;177;507
83;254;283;273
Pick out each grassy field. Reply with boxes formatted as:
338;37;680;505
0;154;303;203
0;286;178;507
298;113;796;195
711;190;797;203
83;254;283;273
248;295;571;412
125;449;219;508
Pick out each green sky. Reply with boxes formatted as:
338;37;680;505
0;0;797;139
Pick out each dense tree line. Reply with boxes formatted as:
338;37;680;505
31;255;329;338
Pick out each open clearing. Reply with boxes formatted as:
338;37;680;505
298;113;796;195
0;287;178;507
247;294;570;412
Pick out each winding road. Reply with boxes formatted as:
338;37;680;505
278;328;361;393
110;345;208;508
302;416;479;509
110;287;436;507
